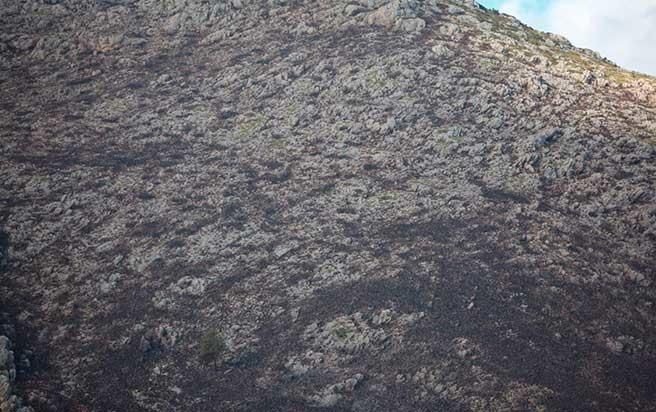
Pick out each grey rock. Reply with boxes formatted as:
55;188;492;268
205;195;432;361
310;391;341;407
344;4;365;16
0;335;33;412
2;0;656;410
431;43;452;58
396;17;426;33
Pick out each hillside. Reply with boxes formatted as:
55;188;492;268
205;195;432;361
1;0;656;411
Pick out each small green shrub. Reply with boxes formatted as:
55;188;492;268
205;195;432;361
199;329;226;369
334;327;351;339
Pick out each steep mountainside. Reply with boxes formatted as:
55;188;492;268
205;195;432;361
1;0;656;411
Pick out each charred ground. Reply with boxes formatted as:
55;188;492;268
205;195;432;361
1;0;656;411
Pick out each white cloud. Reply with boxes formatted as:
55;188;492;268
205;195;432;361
497;0;656;75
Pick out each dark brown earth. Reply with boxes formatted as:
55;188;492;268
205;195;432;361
1;0;656;411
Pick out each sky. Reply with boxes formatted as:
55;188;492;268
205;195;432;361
478;0;656;76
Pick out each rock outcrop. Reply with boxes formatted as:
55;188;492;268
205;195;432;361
1;0;655;411
0;335;32;412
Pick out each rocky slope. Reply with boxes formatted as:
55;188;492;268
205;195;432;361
1;332;33;412
1;0;656;410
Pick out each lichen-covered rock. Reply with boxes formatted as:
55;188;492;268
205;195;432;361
0;336;33;412
364;0;422;27
1;0;656;410
305;317;386;353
